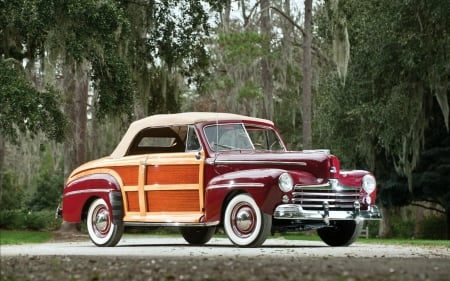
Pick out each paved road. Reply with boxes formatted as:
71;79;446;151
1;235;449;258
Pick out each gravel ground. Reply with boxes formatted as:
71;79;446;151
1;233;449;281
2;255;450;281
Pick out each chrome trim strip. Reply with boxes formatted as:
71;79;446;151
64;188;113;197
207;183;265;190
292;192;360;197
124;221;220;227
214;160;307;166
294;183;331;190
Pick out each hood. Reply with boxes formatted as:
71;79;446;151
211;150;336;180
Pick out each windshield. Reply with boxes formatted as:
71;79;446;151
204;124;285;151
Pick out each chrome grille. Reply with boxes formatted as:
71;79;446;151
292;183;360;210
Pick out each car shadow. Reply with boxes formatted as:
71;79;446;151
116;243;327;249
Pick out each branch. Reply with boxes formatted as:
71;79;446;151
242;0;260;29
270;6;305;37
411;202;445;214
291;41;334;67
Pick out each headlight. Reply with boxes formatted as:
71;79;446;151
278;173;294;192
362;174;376;194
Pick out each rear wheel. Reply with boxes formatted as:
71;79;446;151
317;220;363;246
180;226;216;245
223;194;271;247
87;198;124;247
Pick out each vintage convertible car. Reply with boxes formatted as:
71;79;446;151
60;112;381;247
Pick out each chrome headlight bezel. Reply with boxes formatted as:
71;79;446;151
362;174;376;194
278;172;294;193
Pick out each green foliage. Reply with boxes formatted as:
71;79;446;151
24;145;64;212
0;210;61;231
314;0;450;215
413;108;450;212
149;0;211;79
0;59;66;143
91;54;134;120
25;170;63;212
238;80;261;100
417;216;448;240
368;214;448;240
378;176;411;208
390;216;415;239
217;31;265;65
0;171;24;211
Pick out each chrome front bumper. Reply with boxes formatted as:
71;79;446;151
273;202;382;222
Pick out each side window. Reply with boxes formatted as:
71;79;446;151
126;126;187;155
186;125;201;151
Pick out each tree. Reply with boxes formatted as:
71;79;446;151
145;0;214;115
0;58;66;205
412;103;450;239
314;0;450;237
302;0;313;149
260;0;274;120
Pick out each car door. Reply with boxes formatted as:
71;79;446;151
122;125;205;223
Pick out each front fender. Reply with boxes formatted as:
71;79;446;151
62;173;122;223
204;169;286;223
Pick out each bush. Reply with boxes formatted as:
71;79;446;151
418;215;447;239
0;171;24;211
391;216;415;238
0;210;62;231
25;170;64;212
367;221;380;238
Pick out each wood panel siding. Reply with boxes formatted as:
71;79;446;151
111;166;139;186
126;191;140;212
146;164;199;185
146;190;200;212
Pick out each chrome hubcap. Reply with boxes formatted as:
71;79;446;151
232;204;256;237
93;207;110;235
236;207;253;232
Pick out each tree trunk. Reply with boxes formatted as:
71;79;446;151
0;136;5;205
222;0;231;31
282;0;293;62
413;205;424;238
60;61;89;232
446;209;450;240
302;0;313;149
379;207;392;238
260;0;274;120
63;62;89;179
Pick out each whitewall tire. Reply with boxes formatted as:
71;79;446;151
87;198;124;247
223;194;271;247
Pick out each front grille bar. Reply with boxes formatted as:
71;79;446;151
292;183;361;210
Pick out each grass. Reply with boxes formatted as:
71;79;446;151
1;229;449;248
361;238;450;248
282;233;450;247
0;230;53;245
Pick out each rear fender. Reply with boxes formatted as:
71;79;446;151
62;173;122;223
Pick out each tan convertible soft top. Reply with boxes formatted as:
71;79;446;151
110;112;273;158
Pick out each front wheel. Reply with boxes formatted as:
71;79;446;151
317;220;363;246
223;194;272;247
180;226;216;245
87;198;124;247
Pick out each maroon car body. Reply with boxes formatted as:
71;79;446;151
59;112;381;247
